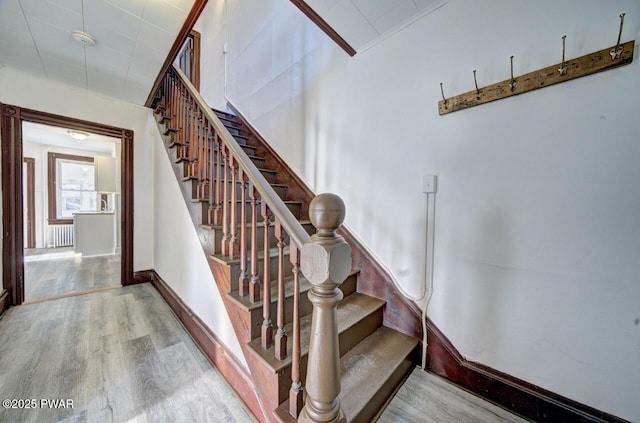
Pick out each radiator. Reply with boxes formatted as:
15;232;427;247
51;224;74;247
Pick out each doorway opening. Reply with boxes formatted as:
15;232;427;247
22;122;123;303
1;103;134;310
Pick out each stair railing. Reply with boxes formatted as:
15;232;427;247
153;64;351;421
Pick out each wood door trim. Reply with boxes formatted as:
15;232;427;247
23;157;36;249
47;152;94;225
144;0;209;107
0;102;135;306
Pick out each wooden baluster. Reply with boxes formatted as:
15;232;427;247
203;122;212;200
208;131;217;225
261;203;273;349
299;194;351;423
172;77;179;136
248;186;260;303
228;155;238;258
168;76;175;131
213;136;223;225
220;145;230;256
238;168;249;295
175;83;183;147
188;98;196;177
199;114;206;193
274;220;287;360
289;240;303;418
196;111;204;197
181;86;188;151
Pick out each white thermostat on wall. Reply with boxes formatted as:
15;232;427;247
422;175;437;194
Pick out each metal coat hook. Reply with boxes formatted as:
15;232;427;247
559;35;568;75
610;13;626;60
509;56;517;91
440;82;448;108
473;70;482;99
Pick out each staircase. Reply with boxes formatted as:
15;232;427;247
150;64;419;422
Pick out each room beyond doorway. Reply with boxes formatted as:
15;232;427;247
20;121;123;303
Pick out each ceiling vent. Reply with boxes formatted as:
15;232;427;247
71;30;96;47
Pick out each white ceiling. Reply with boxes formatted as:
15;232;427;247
306;0;448;51
23;121;119;154
0;0;195;105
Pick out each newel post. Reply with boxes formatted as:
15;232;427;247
299;194;351;423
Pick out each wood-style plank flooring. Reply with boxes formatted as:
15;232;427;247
24;249;121;302
2;279;526;423
0;284;255;423
379;367;528;423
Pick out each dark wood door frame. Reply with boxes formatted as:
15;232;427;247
1;103;135;309
23;157;36;249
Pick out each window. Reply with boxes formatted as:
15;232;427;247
47;153;95;224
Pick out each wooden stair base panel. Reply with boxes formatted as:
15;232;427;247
246;292;386;416
274;327;418;423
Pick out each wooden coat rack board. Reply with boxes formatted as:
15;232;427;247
438;14;635;116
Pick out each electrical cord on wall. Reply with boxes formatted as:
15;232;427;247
421;191;436;370
341;187;437;370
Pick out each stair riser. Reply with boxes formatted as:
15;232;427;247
181;157;274;186
207;200;301;226
273;303;384;406
207;224;280;255
244;273;357;340
227;252;294;293
245;285;313;341
173;143;257;163
353;355;415;423
224;125;250;138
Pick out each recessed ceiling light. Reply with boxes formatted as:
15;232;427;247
68;130;89;141
71;30;96;47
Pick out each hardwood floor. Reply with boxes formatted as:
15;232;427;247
24;251;121;303
0;284;256;423
379;368;528;423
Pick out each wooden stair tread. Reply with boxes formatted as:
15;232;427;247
246;293;385;373
340;327;418;422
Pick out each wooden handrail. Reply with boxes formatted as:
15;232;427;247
171;64;311;248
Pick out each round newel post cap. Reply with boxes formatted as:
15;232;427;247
309;193;346;235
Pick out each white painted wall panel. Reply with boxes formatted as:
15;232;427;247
150;114;247;368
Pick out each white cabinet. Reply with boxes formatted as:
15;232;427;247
94;156;117;193
73;212;115;257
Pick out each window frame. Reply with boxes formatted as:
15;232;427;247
47;152;94;225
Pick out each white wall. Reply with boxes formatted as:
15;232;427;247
150;113;246;368
195;0;640;420
0;67;153;271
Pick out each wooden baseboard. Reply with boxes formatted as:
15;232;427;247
148;270;265;422
426;320;629;423
130;269;155;285
0;289;9;319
